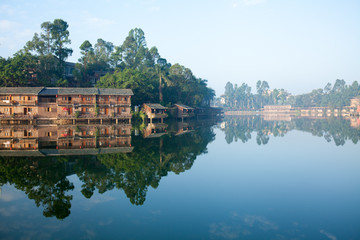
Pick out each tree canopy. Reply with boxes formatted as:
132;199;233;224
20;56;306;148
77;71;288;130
221;79;360;110
0;19;215;107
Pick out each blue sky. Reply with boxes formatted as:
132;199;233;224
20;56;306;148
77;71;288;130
0;0;359;96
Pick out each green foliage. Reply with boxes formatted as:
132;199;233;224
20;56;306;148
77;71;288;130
132;110;146;123
74;111;80;118
222;79;360;110
295;79;360;108
96;68;158;106
0;51;37;87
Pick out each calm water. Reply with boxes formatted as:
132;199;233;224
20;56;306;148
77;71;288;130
1;117;360;240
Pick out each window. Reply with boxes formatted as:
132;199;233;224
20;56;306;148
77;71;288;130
122;108;126;112
46;107;52;112
27;108;32;112
47;132;52;137
27;96;31;101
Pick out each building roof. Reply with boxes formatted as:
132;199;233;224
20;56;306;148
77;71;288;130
144;103;167;109
58;88;99;95
0;87;133;96
0;87;44;95
58;88;133;96
38;87;59;95
98;88;133;96
174;103;194;110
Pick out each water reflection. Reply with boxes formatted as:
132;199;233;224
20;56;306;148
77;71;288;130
0;121;216;219
221;116;360;146
1;116;359;221
0;124;133;155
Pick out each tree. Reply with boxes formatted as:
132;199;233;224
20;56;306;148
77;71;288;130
0;51;37;87
50;19;73;63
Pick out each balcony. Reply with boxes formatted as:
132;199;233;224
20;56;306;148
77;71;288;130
57;100;73;105
0;113;35;119
0;100;37;106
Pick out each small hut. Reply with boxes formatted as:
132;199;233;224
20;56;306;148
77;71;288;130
142;103;167;123
173;104;195;121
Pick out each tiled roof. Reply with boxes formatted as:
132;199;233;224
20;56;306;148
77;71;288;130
58;88;133;95
58;88;99;95
38;87;59;95
0;87;44;95
98;88;133;96
0;87;133;96
174;103;194;110
144;103;167;109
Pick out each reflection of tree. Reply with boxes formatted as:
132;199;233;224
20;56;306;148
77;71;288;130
0;157;74;219
222;117;292;145
80;126;216;205
222;116;360;146
0;124;215;218
294;117;360;146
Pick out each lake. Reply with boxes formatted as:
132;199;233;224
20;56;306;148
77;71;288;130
0;116;359;239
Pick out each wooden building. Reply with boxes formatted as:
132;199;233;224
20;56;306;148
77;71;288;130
0;87;133;124
350;97;360;108
173;104;195;121
142;103;167;123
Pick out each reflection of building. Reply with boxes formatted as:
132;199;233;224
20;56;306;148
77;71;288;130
0;87;133;124
350;117;360;129
142;103;167;123
0;124;133;156
174;122;194;136
263;105;292;113
143;123;167;138
263;114;292;121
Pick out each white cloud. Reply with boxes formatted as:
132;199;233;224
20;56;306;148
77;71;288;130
0;206;18;216
0;4;15;15
0;188;24;202
320;229;337;240
0;20;19;31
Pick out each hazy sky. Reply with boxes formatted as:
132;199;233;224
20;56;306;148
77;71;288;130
0;0;359;96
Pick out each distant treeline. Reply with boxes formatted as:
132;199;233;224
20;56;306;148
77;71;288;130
222;79;360;109
0;19;214;107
